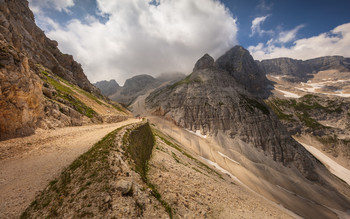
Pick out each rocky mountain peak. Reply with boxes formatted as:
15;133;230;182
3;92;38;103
94;80;120;96
215;46;271;97
193;53;214;71
146;47;318;181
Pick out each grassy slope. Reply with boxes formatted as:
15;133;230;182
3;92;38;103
37;64;128;118
21;127;123;218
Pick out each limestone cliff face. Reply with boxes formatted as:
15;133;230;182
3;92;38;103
215;46;271;98
0;0;99;94
0;44;43;139
105;73;185;106
146;51;317;181
0;0;110;140
94;80;121;96
257;56;350;82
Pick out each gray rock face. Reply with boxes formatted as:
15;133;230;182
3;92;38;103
0;0;100;95
0;0;105;139
257;56;350;82
215;46;271;98
146;48;317;181
193;54;214;71
94;80;120;96
107;73;185;106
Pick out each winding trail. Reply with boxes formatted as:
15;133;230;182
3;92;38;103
0;119;138;219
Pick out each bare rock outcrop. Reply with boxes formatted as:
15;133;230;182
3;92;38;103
0;0;118;140
146;51;317;181
193;53;214;71
103;73;185;106
257;56;350;82
0;43;43;139
215;46;271;98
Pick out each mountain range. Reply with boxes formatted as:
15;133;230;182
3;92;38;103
1;1;350;218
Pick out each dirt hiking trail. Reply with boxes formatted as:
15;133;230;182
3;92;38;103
0;119;138;219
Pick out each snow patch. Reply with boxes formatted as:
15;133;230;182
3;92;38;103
217;151;241;165
334;93;350;97
200;156;239;181
275;89;301;98
297;141;350;185
297;81;350;97
185;129;207;138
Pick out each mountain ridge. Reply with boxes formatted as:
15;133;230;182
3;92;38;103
257;55;350;82
95;72;185;106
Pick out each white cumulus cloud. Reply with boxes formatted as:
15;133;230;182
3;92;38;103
30;0;238;84
277;24;304;43
250;15;272;37
249;23;350;60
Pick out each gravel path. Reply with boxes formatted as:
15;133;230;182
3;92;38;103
0;119;138;219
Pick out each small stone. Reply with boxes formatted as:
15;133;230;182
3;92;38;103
105;196;111;203
116;179;133;195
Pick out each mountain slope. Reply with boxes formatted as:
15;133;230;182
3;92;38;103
257;56;350;82
21;122;295;219
93;80;121;96
146;51;316;180
145;48;350;218
0;0;128;140
215;46;271;98
96;73;185;106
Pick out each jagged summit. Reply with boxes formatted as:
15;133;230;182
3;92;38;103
193;53;214;71
215;45;271;97
146;46;317;181
94;80;120;96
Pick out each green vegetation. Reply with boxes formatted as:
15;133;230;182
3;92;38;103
266;94;346;130
21;127;123;218
169;75;202;89
171;152;181;163
60;93;97;118
240;94;270;115
317;134;339;145
295;112;325;130
45;74;73;94
123;123;173;218
38;66;98;118
124;123;155;180
266;100;295;121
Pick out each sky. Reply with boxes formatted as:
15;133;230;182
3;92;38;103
28;0;350;85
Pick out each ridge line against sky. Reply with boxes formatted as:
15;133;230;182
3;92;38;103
28;0;350;84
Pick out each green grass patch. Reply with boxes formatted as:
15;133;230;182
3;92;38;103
39;68;98;118
169;75;201;89
266;99;295;121
59;93;97;118
124;123;155;180
45;75;73;94
123;123;173;218
295;112;325;130
240;94;270;115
